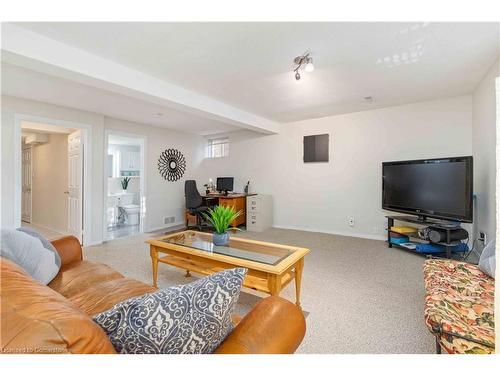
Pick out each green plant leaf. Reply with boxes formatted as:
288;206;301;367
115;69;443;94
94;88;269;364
121;177;131;189
202;205;242;234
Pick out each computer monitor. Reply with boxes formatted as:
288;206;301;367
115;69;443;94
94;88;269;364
216;177;234;194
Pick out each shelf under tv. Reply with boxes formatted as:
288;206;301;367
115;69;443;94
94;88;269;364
385;215;466;259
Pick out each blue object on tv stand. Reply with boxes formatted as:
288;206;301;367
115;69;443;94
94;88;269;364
390;236;409;245
415;243;469;254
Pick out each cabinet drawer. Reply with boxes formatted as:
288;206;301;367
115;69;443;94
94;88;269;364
246;213;264;231
247;198;260;212
248;213;260;224
220;197;245;211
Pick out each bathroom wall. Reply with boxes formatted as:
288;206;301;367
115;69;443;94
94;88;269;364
107;143;141;202
108;177;140;203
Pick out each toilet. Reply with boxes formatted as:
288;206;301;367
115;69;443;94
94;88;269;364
118;193;140;225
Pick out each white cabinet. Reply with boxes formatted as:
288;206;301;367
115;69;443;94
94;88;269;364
246;194;273;232
120;151;140;171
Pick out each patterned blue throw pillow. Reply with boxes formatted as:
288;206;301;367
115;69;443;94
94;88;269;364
93;268;247;354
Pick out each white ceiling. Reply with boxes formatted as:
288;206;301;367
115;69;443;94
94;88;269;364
4;22;500;127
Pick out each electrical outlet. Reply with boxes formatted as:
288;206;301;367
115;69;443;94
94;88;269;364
163;216;175;225
479;232;487;244
348;217;355;227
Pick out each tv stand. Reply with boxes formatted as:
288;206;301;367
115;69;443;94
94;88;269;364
386;215;463;259
416;214;428;222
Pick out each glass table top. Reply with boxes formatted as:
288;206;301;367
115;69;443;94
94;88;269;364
160;231;293;266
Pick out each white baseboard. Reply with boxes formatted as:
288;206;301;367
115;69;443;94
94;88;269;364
145;222;186;234
272;225;387;241
29;222;69;236
84;240;103;247
146;222;387;241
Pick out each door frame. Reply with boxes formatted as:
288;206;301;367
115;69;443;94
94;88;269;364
21;145;33;224
103;130;147;240
14;114;93;245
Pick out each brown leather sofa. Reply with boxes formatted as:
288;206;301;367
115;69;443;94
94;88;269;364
1;235;306;354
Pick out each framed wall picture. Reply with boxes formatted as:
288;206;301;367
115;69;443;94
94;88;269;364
303;134;329;163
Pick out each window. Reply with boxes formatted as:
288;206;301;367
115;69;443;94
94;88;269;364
206;137;229;158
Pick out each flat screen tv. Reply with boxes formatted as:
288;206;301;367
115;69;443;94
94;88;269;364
382;156;473;223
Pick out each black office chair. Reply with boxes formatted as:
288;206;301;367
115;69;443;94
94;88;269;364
184;180;210;230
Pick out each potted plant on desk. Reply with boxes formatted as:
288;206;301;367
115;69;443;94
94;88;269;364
203;205;242;246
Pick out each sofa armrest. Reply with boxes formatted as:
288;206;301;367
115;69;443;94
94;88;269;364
51;236;83;265
215;296;306;354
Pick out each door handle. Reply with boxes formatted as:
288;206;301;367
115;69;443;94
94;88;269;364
64;191;69;194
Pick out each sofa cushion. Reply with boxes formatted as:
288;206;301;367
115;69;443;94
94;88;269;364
423;259;494;301
48;260;124;298
424;292;495;353
93;268;247;354
70;278;157;316
0;257;116;354
478;240;495;278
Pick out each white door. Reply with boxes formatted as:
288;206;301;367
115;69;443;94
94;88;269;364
21;146;32;223
67;130;83;243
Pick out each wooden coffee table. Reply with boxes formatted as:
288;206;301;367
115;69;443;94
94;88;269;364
146;230;310;307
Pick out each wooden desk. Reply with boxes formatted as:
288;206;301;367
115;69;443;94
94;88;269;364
218;195;246;227
203;194;255;227
185;193;257;228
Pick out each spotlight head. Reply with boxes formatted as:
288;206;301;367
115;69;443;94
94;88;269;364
295;71;301;80
305;58;314;72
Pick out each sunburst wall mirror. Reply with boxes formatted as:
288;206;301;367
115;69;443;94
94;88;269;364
158;148;186;181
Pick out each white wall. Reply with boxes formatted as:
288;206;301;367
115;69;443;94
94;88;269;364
108;177;140;197
30;134;68;233
472;57;499;244
104;117;205;232
197;96;473;239
1;92;491;243
1;95;104;245
1;95;205;244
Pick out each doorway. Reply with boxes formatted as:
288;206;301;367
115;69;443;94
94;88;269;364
15;115;91;245
104;131;146;241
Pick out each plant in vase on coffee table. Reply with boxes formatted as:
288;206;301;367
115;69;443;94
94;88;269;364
203;205;242;246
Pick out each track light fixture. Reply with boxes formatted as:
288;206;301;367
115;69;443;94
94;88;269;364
293;53;314;80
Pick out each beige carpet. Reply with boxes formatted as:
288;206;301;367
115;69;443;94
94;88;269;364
84;227;435;354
